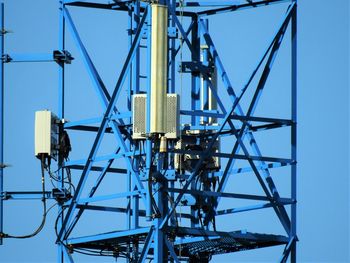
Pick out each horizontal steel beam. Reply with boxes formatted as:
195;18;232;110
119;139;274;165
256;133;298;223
64;151;144;168
63;113;131;129
232;161;292;174
66;164;127;174
180;110;293;124
168;187;273;201
75;190;147;204
64;1;123;10
1;191;53;200
168;226;289;242
197;0;291;16
172;149;295;164
76;204;194;220
65;1;197;17
67;226;151;245
3;53;54;63
216;200;295;215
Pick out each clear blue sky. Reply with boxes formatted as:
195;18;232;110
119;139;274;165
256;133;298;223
0;0;349;262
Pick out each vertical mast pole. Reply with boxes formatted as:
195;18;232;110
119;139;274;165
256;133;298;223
0;2;4;247
291;1;297;262
126;6;133;262
151;1;168;262
57;1;65;262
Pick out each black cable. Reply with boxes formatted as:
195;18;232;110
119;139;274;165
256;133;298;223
54;207;127;259
46;164;76;195
6;155;48;239
65;167;76;194
166;192;179;227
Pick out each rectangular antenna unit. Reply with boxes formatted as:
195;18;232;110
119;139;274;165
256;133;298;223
132;94;147;139
165;94;180;139
132;94;179;139
34;110;59;158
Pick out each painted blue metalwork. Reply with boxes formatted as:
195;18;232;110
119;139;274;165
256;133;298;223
76;190;147;204
167;187;293;202
164;237;181;263
57;6;150;242
62;150;143;167
145;3;152;221
217;5;294;233
0;1;297;262
57;2;66;262
3;53;55;62
138;226;154;263
200;20;209;124
197;0;291;16
169;226;289;242
290;1;297;261
63;7;111;108
216;201;294;216
0;2;4;247
198;5;295;234
159;78;255;229
0;191;54;200
62;246;74;263
68;226;151;245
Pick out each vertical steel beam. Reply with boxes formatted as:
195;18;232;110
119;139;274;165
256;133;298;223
165;237;181;263
133;1;140;95
290;1;297;262
0;2;4;246
169;0;176;93
169;0;177;233
130;2;140;260
138;227;154;263
145;4;152;221
151;3;168;261
154;180;166;263
191;16;200;126
126;6;133;262
62;245;74;263
190;15;201;228
200;19;209;125
57;1;65;262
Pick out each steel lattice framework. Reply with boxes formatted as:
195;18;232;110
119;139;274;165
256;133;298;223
0;0;297;262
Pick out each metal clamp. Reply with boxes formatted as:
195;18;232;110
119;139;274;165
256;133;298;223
53;50;74;64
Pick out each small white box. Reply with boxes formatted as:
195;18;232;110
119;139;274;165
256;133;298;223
35;110;59;157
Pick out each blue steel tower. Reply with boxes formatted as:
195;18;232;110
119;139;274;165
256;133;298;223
0;0;297;262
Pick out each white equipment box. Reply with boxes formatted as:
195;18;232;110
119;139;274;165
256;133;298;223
35;110;59;158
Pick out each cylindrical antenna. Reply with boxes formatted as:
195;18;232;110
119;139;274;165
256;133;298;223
150;4;168;135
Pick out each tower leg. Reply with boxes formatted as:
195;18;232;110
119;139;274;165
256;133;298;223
0;2;4;247
291;2;297;263
57;0;65;261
